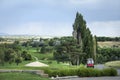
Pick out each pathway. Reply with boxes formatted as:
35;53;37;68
53;76;120;80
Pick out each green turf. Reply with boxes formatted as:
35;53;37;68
0;72;50;80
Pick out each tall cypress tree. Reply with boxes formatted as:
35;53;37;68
73;12;94;62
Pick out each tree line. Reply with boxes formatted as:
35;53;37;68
96;37;120;41
97;47;120;63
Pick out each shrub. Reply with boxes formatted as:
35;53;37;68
87;68;102;77
77;68;88;77
110;68;117;76
44;67;117;77
101;68;117;76
21;51;32;60
68;68;78;76
94;69;102;77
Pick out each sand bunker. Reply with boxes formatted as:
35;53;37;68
25;61;49;67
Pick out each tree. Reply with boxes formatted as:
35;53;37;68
40;46;46;53
49;39;54;46
73;12;95;62
0;48;5;65
54;37;85;65
4;48;15;64
93;36;97;64
54;45;69;63
21;51;32;60
15;57;22;65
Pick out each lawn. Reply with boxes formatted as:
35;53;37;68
105;60;120;68
0;72;51;80
22;47;53;60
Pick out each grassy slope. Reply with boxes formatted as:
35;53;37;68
98;41;120;48
0;47;73;70
105;61;120;68
0;72;50;80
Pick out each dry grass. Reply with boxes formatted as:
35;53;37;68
98;41;120;48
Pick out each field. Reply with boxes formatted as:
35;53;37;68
98;41;120;48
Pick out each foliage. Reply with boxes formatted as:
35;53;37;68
97;47;120;63
96;37;120;41
101;68;117;76
72;12;96;63
54;37;85;65
21;51;32;61
40;46;53;54
4;48;16;64
0;41;32;65
15;57;23;65
0;48;5;65
45;67;117;77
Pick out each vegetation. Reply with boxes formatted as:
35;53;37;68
0;72;50;80
96;37;120;42
44;67;117;77
54;12;97;65
54;37;85;65
73;12;96;61
97;47;120;63
0;41;32;66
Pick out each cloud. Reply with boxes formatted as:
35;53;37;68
68;0;98;5
5;21;120;37
5;22;73;36
0;0;120;37
88;21;120;37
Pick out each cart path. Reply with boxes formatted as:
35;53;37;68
53;76;120;80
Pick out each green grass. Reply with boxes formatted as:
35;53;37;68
0;47;85;70
0;46;85;70
0;72;50;80
22;47;53;60
105;60;120;68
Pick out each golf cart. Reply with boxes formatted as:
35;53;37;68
87;58;94;68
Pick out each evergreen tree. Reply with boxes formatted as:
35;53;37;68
73;12;95;62
0;48;5;65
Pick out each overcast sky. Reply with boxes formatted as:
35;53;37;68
0;0;120;37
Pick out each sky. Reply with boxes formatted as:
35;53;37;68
0;0;120;37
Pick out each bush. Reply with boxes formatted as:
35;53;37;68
110;68;118;76
77;68;88;77
101;68;117;76
21;51;32;61
44;67;117;77
87;68;101;77
68;69;78;76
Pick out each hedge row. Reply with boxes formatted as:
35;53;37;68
44;68;117;77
